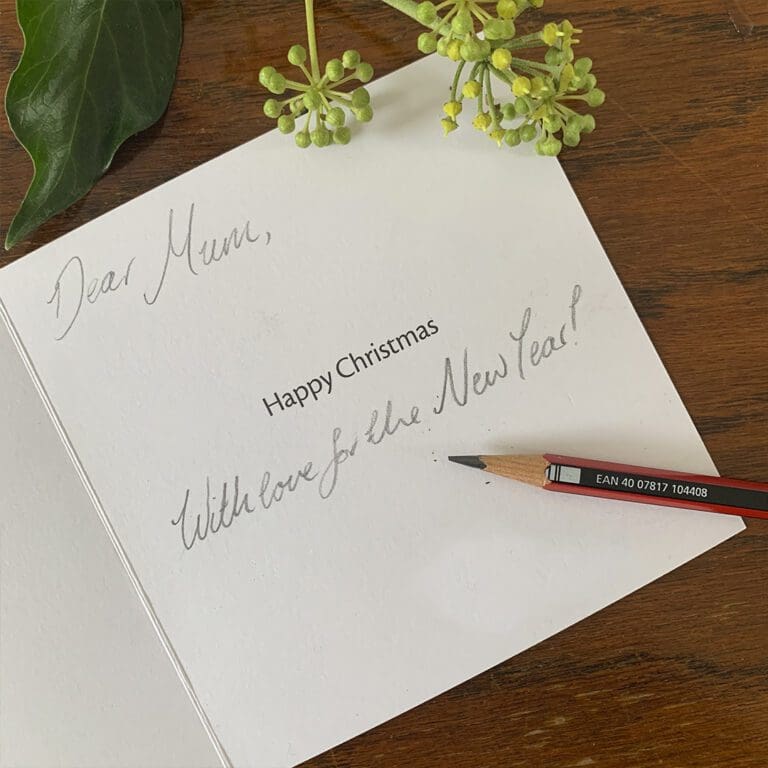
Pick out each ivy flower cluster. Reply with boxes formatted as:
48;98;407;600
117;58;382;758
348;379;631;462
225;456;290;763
415;0;604;155
259;0;374;148
260;46;373;148
259;0;604;153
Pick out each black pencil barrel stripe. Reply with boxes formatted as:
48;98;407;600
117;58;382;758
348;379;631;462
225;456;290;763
553;465;768;513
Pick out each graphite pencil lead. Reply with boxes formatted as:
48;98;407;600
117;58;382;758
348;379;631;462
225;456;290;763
448;455;487;470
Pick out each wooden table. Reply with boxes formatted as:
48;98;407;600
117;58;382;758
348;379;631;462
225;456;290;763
1;1;765;766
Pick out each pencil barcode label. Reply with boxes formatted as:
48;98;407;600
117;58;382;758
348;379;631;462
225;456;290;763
548;463;767;512
550;465;582;484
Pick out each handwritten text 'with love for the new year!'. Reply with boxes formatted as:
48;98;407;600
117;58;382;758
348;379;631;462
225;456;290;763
172;284;583;552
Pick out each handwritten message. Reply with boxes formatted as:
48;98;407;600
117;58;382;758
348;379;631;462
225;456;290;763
45;204;271;341
171;284;583;552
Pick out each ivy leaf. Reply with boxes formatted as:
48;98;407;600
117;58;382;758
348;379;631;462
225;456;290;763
4;0;182;250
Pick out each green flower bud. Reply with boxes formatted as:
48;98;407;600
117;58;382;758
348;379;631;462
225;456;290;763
277;114;295;134
478;39;492;58
473;112;492;132
342;49;361;69
483;19;505;40
418;32;438;54
303;88;322;110
351;87;371;108
558;62;575;93
441;118;458;136
436;37;449;57
325;58;344;82
574;57;593;76
334;126;352;145
520;123;537;142
287;45;307;66
501;102;516;120
353;105;374;122
267;72;287;95
259;66;276;88
566;115;582;131
263;98;282;118
462;79;482;99
586;88;605;106
514;97;529;115
504;128;521;146
356;62;374;83
443;100;462;118
491;48;512;69
512;76;531;96
497;1;518;20
580;114;596;133
541;22;559;46
563;126;581;147
452;9;473;35
295;131;311;149
542;114;563;132
416;1;437;24
536;136;562;156
545;47;563;66
448;39;463;61
460;37;487;62
486;18;515;40
530;76;549;98
326;107;346;127
311;127;332;148
489;128;506;147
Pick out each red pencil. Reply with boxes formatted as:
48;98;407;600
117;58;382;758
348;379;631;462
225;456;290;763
448;454;768;521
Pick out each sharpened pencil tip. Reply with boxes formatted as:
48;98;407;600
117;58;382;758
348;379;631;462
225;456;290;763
448;455;487;470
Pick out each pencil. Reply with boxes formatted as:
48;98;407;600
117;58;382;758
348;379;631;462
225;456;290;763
448;454;768;521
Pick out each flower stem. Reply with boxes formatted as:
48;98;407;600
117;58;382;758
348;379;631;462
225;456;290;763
485;66;500;126
381;0;452;34
499;32;547;51
380;0;424;25
450;60;466;101
305;0;321;81
512;56;556;75
489;65;513;87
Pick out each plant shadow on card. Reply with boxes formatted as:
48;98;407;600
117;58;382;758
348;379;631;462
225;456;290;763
352;84;425;138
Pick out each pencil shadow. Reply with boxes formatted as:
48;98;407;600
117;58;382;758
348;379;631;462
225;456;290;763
482;431;682;464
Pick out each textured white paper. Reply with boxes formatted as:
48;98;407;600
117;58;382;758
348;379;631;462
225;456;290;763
0;324;219;768
0;56;742;767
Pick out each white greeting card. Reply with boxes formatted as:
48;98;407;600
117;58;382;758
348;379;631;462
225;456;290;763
0;324;218;768
0;56;742;767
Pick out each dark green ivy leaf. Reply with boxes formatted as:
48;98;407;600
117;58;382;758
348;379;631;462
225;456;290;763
4;0;182;249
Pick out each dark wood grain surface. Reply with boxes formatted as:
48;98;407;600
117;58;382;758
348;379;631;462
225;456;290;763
1;1;766;766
